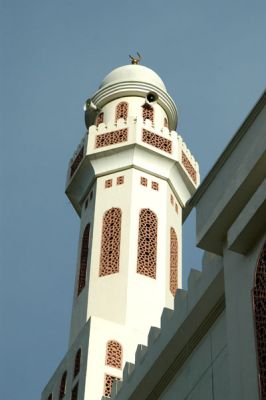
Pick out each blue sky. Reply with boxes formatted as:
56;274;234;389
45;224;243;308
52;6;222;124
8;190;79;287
1;1;265;399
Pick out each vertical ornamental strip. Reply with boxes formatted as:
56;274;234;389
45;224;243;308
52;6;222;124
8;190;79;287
77;224;90;296
99;208;122;277
170;228;178;296
106;340;122;369
253;242;266;399
137;209;157;279
115;102;128;121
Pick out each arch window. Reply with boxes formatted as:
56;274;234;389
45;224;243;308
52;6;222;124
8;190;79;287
142;104;154;124
104;374;120;398
137;209;157;279
115;102;128;122
48;394;52;400
71;383;78;400
106;340;122;369
96;112;104;126
253;242;266;399
73;348;81;378
164;117;168;128
99;208;122;277
170;228;178;296
59;371;67;399
77;224;90;296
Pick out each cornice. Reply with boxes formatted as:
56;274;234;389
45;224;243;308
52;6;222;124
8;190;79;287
188;90;266;209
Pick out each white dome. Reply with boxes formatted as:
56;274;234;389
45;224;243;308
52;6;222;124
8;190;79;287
99;64;166;91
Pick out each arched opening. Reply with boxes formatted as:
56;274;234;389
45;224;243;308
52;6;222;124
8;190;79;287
96;112;104;126
77;224;90;296
59;371;67;399
142;104;154;124
115;102;128;122
99;208;122;277
137;209;157;279
106;340;122;369
73;348;81;378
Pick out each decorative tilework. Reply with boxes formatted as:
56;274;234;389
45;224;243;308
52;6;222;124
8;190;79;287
170;228;178;296
106;340;122;369
142;129;172;154
137;209;157;279
70;147;84;177
182;151;197;184
95;129;128;148
99;208;121;277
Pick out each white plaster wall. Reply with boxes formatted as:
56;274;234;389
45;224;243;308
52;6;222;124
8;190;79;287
41;321;90;400
69;184;96;345
99;96;169;131
84;317;149;400
81;168;181;333
159;312;229;400
63;93;199;399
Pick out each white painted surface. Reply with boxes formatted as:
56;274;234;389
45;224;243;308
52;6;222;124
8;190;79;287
99;64;166;91
43;64;199;400
159;313;229;400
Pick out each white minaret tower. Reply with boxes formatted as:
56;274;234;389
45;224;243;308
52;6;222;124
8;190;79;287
41;58;199;400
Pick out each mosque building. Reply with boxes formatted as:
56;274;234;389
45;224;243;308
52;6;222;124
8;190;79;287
41;57;266;400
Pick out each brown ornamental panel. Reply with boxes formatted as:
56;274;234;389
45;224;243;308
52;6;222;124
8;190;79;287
137;209;158;279
170;228;178;296
115;102;128;122
96;112;104;126
99;208;122;277
142;129;172;154
253;242;266;400
142;104;154;124
95;129;128;148
106;340;122;369
181;151;197;184
70;146;84;178
104;374;120;398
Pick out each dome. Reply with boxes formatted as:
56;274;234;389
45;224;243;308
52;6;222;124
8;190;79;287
99;64;167;91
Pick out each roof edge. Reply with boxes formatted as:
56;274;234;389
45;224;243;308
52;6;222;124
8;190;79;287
188;90;266;209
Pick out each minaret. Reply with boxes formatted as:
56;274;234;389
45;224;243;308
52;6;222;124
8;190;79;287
41;60;199;400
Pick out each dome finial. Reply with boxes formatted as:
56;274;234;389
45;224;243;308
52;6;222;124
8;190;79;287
129;52;142;65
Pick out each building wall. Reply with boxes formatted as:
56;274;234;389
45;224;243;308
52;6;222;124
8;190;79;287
223;237;264;400
160;312;229;400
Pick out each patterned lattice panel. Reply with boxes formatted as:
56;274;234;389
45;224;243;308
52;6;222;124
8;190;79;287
142;129;172;154
96;112;104;126
170;228;178;296
70;146;84;177
95;129;128;148
99;208;122;277
142;104;154;124
104;374;120;398
115;102;128;122
137;209;157;279
181;151;197;184
106;340;122;369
